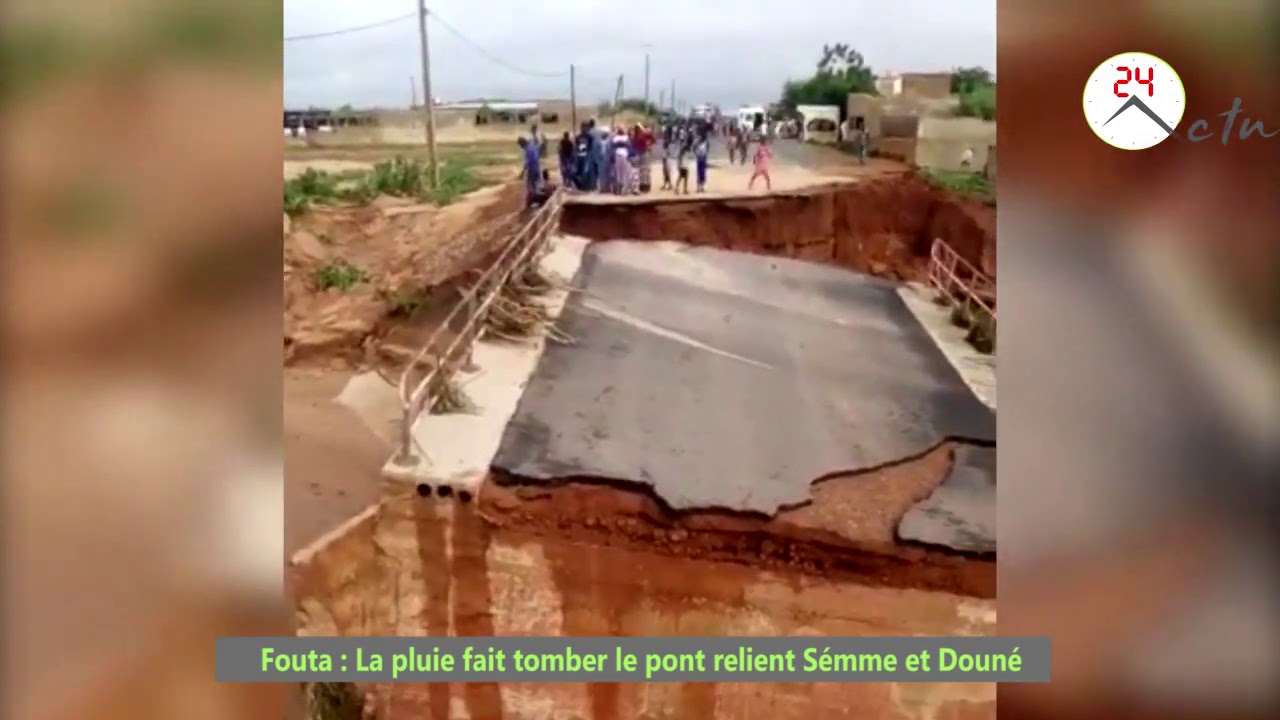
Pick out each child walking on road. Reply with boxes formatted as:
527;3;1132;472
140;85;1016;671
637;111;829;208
748;138;772;191
675;142;690;195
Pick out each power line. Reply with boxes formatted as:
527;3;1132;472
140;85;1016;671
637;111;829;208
283;9;620;89
427;10;568;78
284;12;415;42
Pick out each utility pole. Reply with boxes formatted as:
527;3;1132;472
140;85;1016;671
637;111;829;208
658;88;665;110
670;79;675;112
570;64;577;129
410;76;417;108
610;74;624;127
643;52;650;115
416;0;439;186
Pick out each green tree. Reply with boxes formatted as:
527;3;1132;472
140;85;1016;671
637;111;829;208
956;84;996;121
778;43;877;112
950;66;993;95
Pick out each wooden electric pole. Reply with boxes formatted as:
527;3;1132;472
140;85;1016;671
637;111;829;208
570;64;577;129
643;52;650;114
609;74;623;127
416;0;439;186
670;79;675;112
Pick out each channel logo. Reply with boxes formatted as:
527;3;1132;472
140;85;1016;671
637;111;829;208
1083;52;1186;150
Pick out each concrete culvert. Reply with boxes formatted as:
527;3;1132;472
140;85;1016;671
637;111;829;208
437;485;453;498
458;490;473;503
415;483;432;498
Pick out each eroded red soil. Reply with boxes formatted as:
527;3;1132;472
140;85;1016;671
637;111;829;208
283;183;525;367
481;444;994;599
558;171;996;283
291;494;996;720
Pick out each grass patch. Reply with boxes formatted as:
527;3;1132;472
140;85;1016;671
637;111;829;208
284;168;341;217
923;168;994;203
430;376;476;414
479;266;575;345
305;681;362;720
966;313;996;354
387;292;428;318
313;261;369;291
354;156;433;200
948;302;996;354
285;155;491;216
284;141;516;166
426;160;487;205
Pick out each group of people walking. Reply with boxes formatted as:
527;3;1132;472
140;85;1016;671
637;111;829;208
519;116;775;205
654;118;712;195
555;119;658;195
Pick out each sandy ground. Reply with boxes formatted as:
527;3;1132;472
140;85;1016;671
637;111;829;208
565;145;901;204
283;159;372;179
284;183;524;366
284;368;390;554
286;121;584;149
284;183;525;551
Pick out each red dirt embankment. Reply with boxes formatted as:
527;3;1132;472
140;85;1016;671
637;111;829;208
283;183;524;367
481;443;995;599
559;171;995;282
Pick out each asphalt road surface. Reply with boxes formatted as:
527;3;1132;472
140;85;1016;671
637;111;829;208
492;241;995;514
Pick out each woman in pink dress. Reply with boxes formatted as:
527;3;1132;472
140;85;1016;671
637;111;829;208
748;138;773;191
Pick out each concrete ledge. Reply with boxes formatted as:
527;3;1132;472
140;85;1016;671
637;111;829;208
379;235;590;502
898;282;996;409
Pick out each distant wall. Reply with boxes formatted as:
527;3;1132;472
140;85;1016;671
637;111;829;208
845;94;882;138
880;114;920;139
914;117;996;170
901;73;952;99
874;137;916;163
875;75;903;97
918;117;996;141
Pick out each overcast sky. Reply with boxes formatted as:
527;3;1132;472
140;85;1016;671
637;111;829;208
284;0;995;110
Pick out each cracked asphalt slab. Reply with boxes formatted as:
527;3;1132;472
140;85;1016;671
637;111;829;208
898;445;997;554
492;241;996;515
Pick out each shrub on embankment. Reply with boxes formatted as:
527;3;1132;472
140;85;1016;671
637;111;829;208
284;156;488;217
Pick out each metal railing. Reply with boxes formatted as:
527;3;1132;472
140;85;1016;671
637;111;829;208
927;237;996;322
392;190;566;465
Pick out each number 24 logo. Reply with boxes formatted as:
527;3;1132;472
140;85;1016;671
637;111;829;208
1114;66;1154;98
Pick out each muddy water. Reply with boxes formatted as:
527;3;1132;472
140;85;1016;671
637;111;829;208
291;495;995;719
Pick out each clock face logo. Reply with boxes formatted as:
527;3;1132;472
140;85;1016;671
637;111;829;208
1083;52;1186;150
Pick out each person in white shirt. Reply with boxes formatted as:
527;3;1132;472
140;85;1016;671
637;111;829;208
611;130;630;194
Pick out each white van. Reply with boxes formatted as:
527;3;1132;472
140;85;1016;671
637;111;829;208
736;106;766;136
